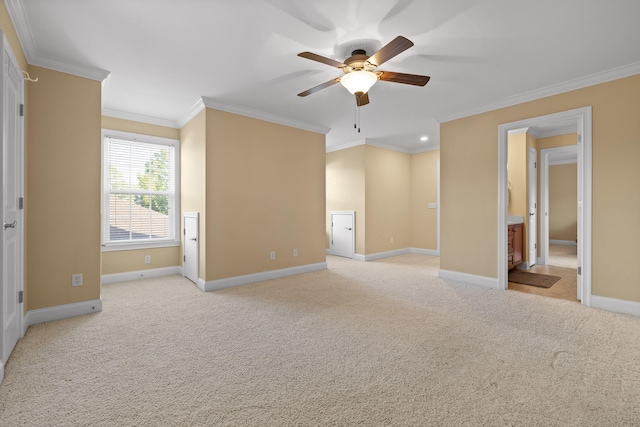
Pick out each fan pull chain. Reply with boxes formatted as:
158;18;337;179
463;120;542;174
353;102;361;133
354;103;357;130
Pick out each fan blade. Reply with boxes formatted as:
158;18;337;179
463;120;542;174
367;36;414;67
297;78;341;97
355;92;369;107
298;52;346;68
379;71;430;86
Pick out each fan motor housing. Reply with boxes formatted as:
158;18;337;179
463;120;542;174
343;50;375;74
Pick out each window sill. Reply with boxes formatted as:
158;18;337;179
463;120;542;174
101;240;181;252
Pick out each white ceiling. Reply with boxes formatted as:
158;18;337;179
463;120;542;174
7;0;640;152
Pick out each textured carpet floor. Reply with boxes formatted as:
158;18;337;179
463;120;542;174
1;254;640;426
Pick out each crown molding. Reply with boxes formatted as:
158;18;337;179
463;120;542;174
508;127;530;136
102;108;179;129
4;0;37;61
326;139;366;153
326;138;439;154
5;0;110;81
177;97;206;128
437;61;640;124
409;144;440;154
29;55;110;82
201;96;331;135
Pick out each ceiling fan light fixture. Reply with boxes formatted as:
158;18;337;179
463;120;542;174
340;70;378;95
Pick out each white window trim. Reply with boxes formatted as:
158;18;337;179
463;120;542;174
101;128;181;251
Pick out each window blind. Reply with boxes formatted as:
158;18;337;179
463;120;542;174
103;136;176;244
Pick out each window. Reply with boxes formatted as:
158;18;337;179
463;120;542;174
102;129;179;249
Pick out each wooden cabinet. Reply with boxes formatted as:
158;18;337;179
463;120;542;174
508;223;523;270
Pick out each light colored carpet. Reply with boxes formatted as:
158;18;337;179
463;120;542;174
1;254;640;426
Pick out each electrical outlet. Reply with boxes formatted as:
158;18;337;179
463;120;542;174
293;248;298;257
72;273;83;287
144;255;151;264
270;251;276;260
390;237;394;243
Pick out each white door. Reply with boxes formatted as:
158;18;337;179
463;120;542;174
527;147;537;267
2;39;24;366
183;213;199;284
331;211;354;258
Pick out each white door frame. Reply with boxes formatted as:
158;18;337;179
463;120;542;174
498;107;592;306
527;147;537;268
0;31;25;383
539;145;578;266
330;211;355;258
436;159;441;254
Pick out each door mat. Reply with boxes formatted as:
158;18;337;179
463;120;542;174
508;270;561;288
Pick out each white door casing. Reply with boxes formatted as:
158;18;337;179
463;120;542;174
331;211;354;258
575;124;584;301
527;147;537;267
539;144;578;267
183;213;199;284
1;32;24;370
497;106;591;308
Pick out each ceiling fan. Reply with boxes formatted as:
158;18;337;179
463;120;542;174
297;36;430;107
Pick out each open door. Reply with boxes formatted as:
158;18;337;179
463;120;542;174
1;32;24;376
183;213;199;284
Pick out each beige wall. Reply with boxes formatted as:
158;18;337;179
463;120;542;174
364;146;411;254
26;66;102;310
410;150;439;250
549;163;578;241
441;74;640;302
536;133;576;151
180;110;207;280
206;109;326;280
100;116;182;276
101;116;180;140
326;145;439;255
507;133;527;217
101;247;181;275
326;145;365;254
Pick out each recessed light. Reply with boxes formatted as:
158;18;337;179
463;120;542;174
420;136;429;142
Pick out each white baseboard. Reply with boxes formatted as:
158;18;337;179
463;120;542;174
438;269;499;289
101;266;182;285
549;239;577;246
353;248;439;261
591;295;640;317
326;248;331;255
361;248;411;261
203;262;327;291
410;247;440;256
24;299;103;331
195;278;207;292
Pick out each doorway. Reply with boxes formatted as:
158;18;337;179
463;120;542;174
498;107;592;306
